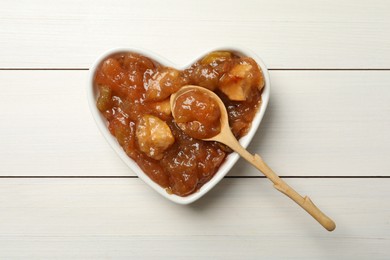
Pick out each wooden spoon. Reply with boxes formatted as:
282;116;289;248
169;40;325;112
171;85;336;232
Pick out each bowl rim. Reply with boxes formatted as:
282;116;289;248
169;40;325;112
87;46;270;204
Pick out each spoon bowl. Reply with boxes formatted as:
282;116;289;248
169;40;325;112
171;85;336;232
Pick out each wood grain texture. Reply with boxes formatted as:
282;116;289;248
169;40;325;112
0;70;388;177
0;0;389;68
0;178;388;259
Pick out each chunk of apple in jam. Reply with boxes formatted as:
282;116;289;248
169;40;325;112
219;57;264;101
136;115;175;160
145;67;186;101
148;99;172;120
152;99;171;116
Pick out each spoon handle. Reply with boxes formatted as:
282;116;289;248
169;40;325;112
230;140;336;231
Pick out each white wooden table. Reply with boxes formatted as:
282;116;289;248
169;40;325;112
1;1;389;259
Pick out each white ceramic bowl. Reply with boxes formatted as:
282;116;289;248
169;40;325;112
88;46;270;204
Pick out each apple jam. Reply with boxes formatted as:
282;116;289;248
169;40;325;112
94;51;264;196
173;88;222;139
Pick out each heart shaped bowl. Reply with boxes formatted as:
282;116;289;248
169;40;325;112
88;46;270;204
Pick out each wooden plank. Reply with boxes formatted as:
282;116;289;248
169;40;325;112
0;70;389;177
0;0;389;68
0;178;388;259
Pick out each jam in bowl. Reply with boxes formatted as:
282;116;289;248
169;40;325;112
88;47;270;204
